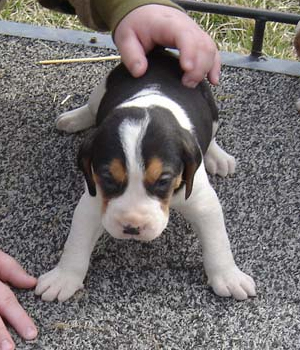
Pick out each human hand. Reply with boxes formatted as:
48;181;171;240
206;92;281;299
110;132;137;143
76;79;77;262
114;4;220;88
0;251;38;350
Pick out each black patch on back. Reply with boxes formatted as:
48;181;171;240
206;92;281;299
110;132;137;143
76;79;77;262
97;49;217;155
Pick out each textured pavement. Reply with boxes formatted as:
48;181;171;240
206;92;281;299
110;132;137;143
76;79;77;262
0;34;299;349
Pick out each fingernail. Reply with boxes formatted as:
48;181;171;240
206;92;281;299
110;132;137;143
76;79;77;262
25;326;37;339
131;61;143;77
1;340;13;350
214;74;220;85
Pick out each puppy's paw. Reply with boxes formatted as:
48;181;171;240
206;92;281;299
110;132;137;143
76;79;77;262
56;112;80;133
56;104;95;133
35;266;84;302
204;146;236;177
208;267;256;300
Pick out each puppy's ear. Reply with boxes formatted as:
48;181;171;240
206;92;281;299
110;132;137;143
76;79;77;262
181;130;202;200
78;130;98;196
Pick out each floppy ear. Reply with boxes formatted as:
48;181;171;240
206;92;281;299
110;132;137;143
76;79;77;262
181;130;202;200
78;130;98;196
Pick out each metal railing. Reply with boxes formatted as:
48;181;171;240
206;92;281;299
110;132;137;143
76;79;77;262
175;1;300;58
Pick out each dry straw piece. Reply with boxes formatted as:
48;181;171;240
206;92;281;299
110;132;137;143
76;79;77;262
38;55;121;65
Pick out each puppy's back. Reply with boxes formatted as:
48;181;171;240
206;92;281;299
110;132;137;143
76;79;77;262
97;49;218;154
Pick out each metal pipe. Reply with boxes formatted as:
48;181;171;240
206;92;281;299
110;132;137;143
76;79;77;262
251;19;266;57
175;1;300;25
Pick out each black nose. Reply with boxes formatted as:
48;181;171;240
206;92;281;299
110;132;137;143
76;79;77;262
123;225;140;235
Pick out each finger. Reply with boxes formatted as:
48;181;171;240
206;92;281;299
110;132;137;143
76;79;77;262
0;283;38;341
177;33;207;87
177;31;199;73
176;30;219;87
181;49;219;88
114;29;148;78
0;316;15;350
0;251;36;289
207;50;221;85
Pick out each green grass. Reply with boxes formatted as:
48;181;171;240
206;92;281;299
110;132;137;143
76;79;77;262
192;0;299;60
0;0;298;60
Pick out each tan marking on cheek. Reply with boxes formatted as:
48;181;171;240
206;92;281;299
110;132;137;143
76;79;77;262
101;197;109;214
109;158;127;183
160;197;170;215
92;172;99;186
174;174;183;190
92;173;109;214
160;174;182;213
145;157;163;184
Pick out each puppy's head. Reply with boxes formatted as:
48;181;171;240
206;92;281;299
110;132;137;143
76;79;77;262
78;107;201;241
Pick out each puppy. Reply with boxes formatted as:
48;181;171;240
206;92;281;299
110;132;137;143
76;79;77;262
35;49;256;302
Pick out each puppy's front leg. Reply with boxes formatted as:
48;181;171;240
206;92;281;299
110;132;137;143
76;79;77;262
174;166;256;300
35;188;103;302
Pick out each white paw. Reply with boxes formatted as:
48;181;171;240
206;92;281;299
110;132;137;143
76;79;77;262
208;266;256;300
35;266;84;302
56;113;79;133
205;149;236;177
56;105;94;133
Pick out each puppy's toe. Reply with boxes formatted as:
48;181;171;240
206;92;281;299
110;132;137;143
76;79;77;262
204;157;218;175
208;266;256;300
205;153;236;177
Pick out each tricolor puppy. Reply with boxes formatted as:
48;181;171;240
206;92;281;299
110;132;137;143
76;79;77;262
35;50;256;302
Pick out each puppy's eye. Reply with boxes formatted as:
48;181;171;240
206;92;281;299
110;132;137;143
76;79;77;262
101;172;115;185
145;173;174;199
155;175;172;189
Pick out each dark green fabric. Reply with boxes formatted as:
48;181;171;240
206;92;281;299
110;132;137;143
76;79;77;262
91;0;183;32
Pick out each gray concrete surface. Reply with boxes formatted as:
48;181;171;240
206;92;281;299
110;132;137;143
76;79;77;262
0;34;299;349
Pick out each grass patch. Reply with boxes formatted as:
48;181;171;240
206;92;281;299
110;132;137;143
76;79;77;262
192;0;298;60
0;0;84;30
0;0;298;60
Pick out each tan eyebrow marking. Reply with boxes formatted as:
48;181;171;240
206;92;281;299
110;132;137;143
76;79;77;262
109;158;127;183
144;157;163;184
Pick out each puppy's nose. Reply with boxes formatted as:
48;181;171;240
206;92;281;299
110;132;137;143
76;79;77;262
123;225;140;235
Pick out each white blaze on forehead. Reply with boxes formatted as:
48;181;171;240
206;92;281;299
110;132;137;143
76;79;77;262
119;85;193;131
118;114;150;175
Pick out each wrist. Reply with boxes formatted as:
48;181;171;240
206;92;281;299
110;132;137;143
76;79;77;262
91;0;184;34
